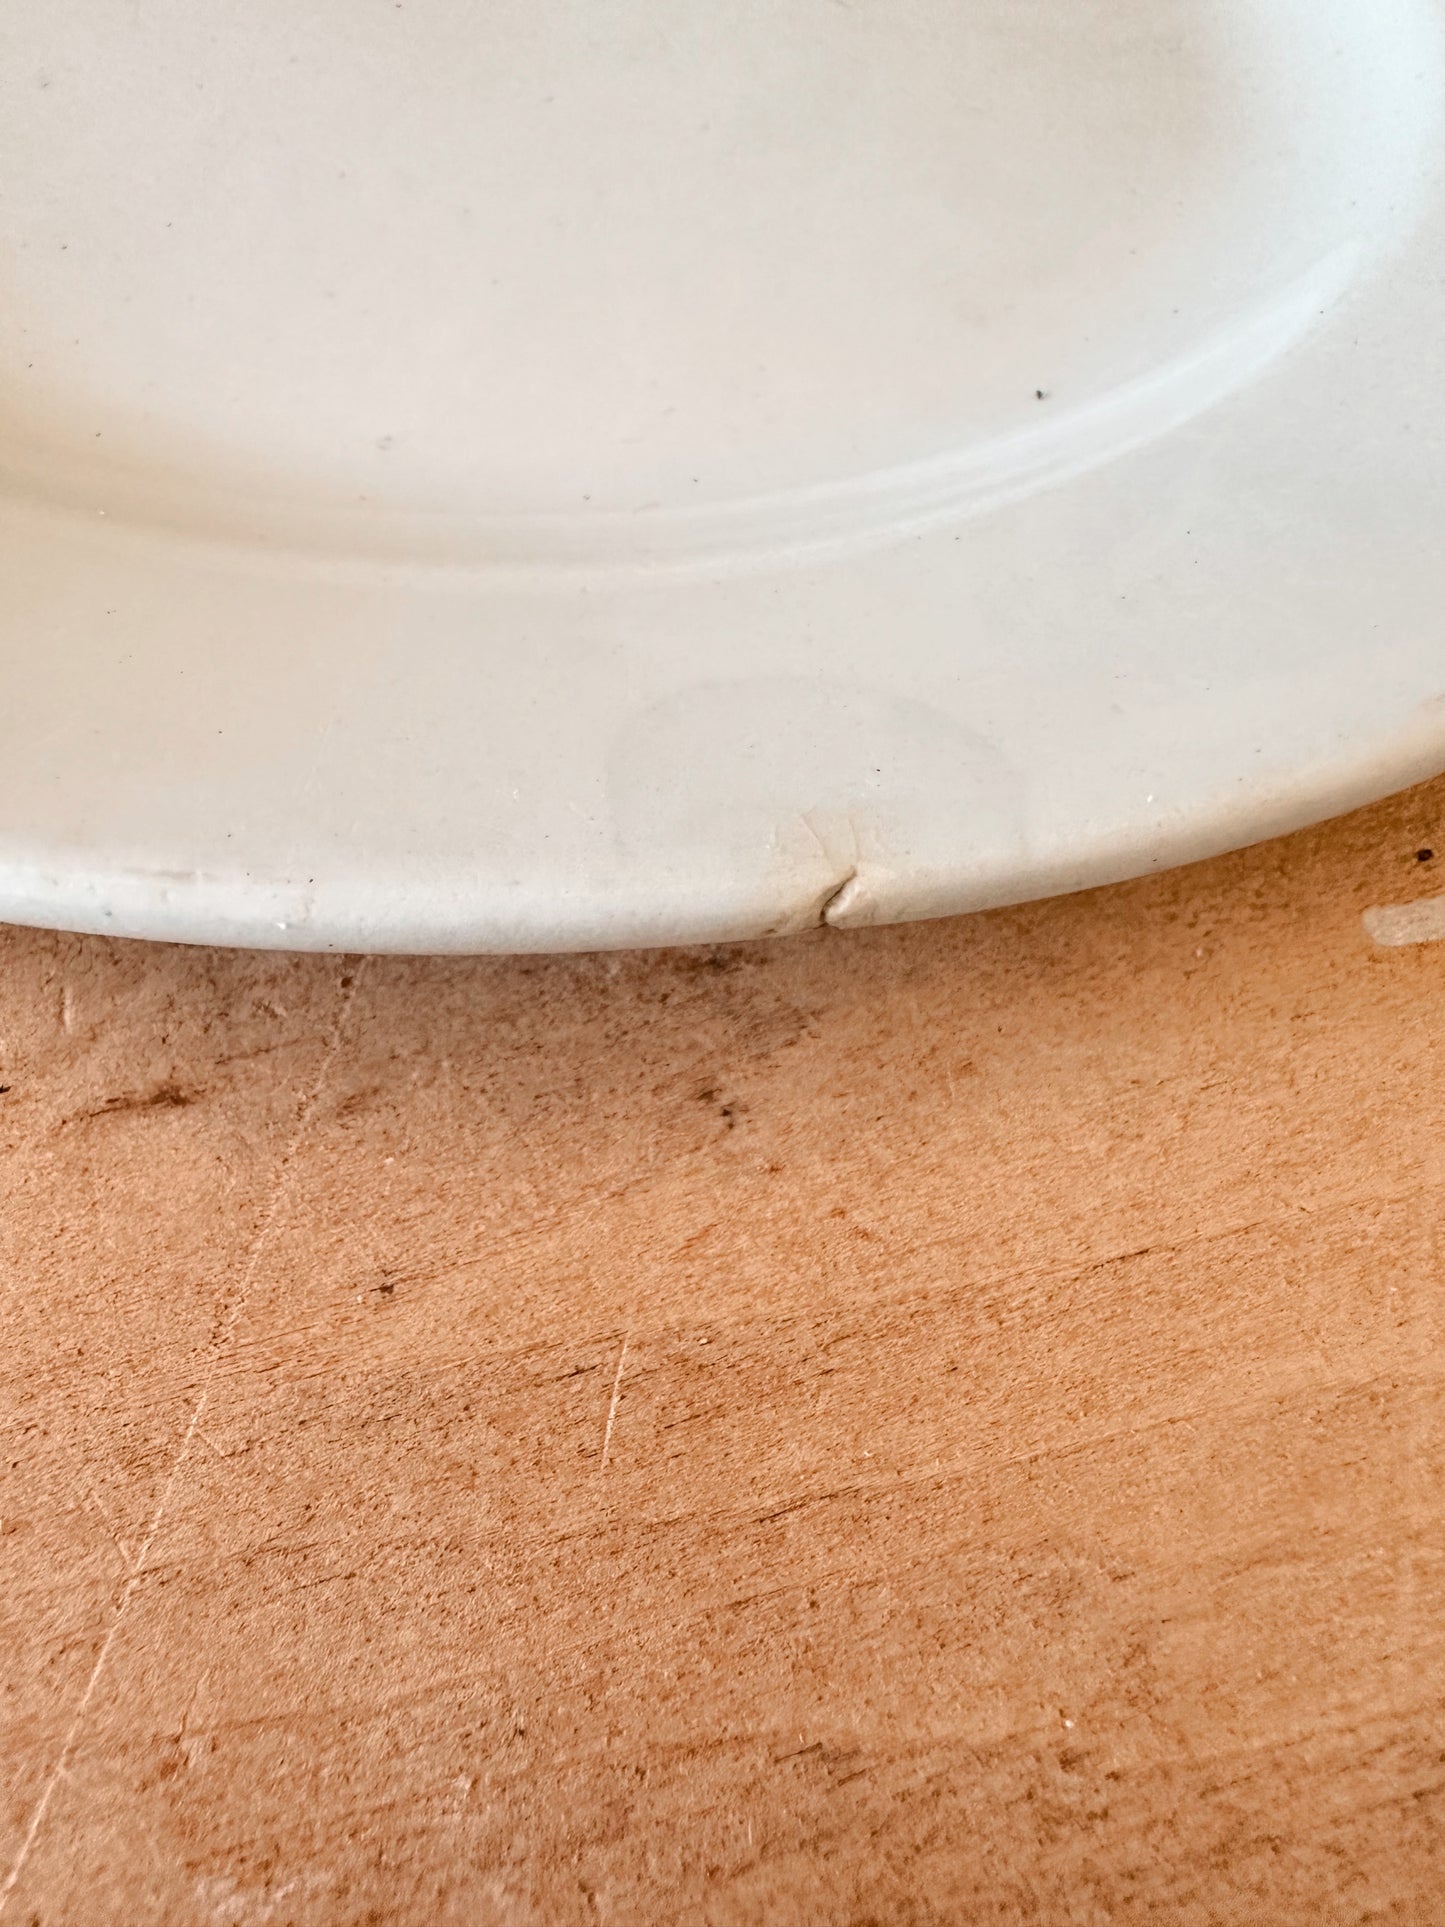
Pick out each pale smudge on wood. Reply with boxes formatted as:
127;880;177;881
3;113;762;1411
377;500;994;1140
1363;896;1445;946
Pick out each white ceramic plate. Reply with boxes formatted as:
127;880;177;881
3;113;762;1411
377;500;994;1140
2;0;1443;951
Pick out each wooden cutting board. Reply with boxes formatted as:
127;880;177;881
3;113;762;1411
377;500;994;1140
3;778;1444;1925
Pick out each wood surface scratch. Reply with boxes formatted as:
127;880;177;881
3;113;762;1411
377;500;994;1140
599;1338;630;1473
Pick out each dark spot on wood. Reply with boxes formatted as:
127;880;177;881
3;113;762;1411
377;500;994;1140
1417;848;1434;862
675;947;743;975
80;1082;196;1121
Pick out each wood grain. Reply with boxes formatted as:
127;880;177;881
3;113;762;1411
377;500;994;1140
3;780;1445;1925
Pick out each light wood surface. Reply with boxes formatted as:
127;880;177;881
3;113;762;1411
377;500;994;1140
3;780;1445;1926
